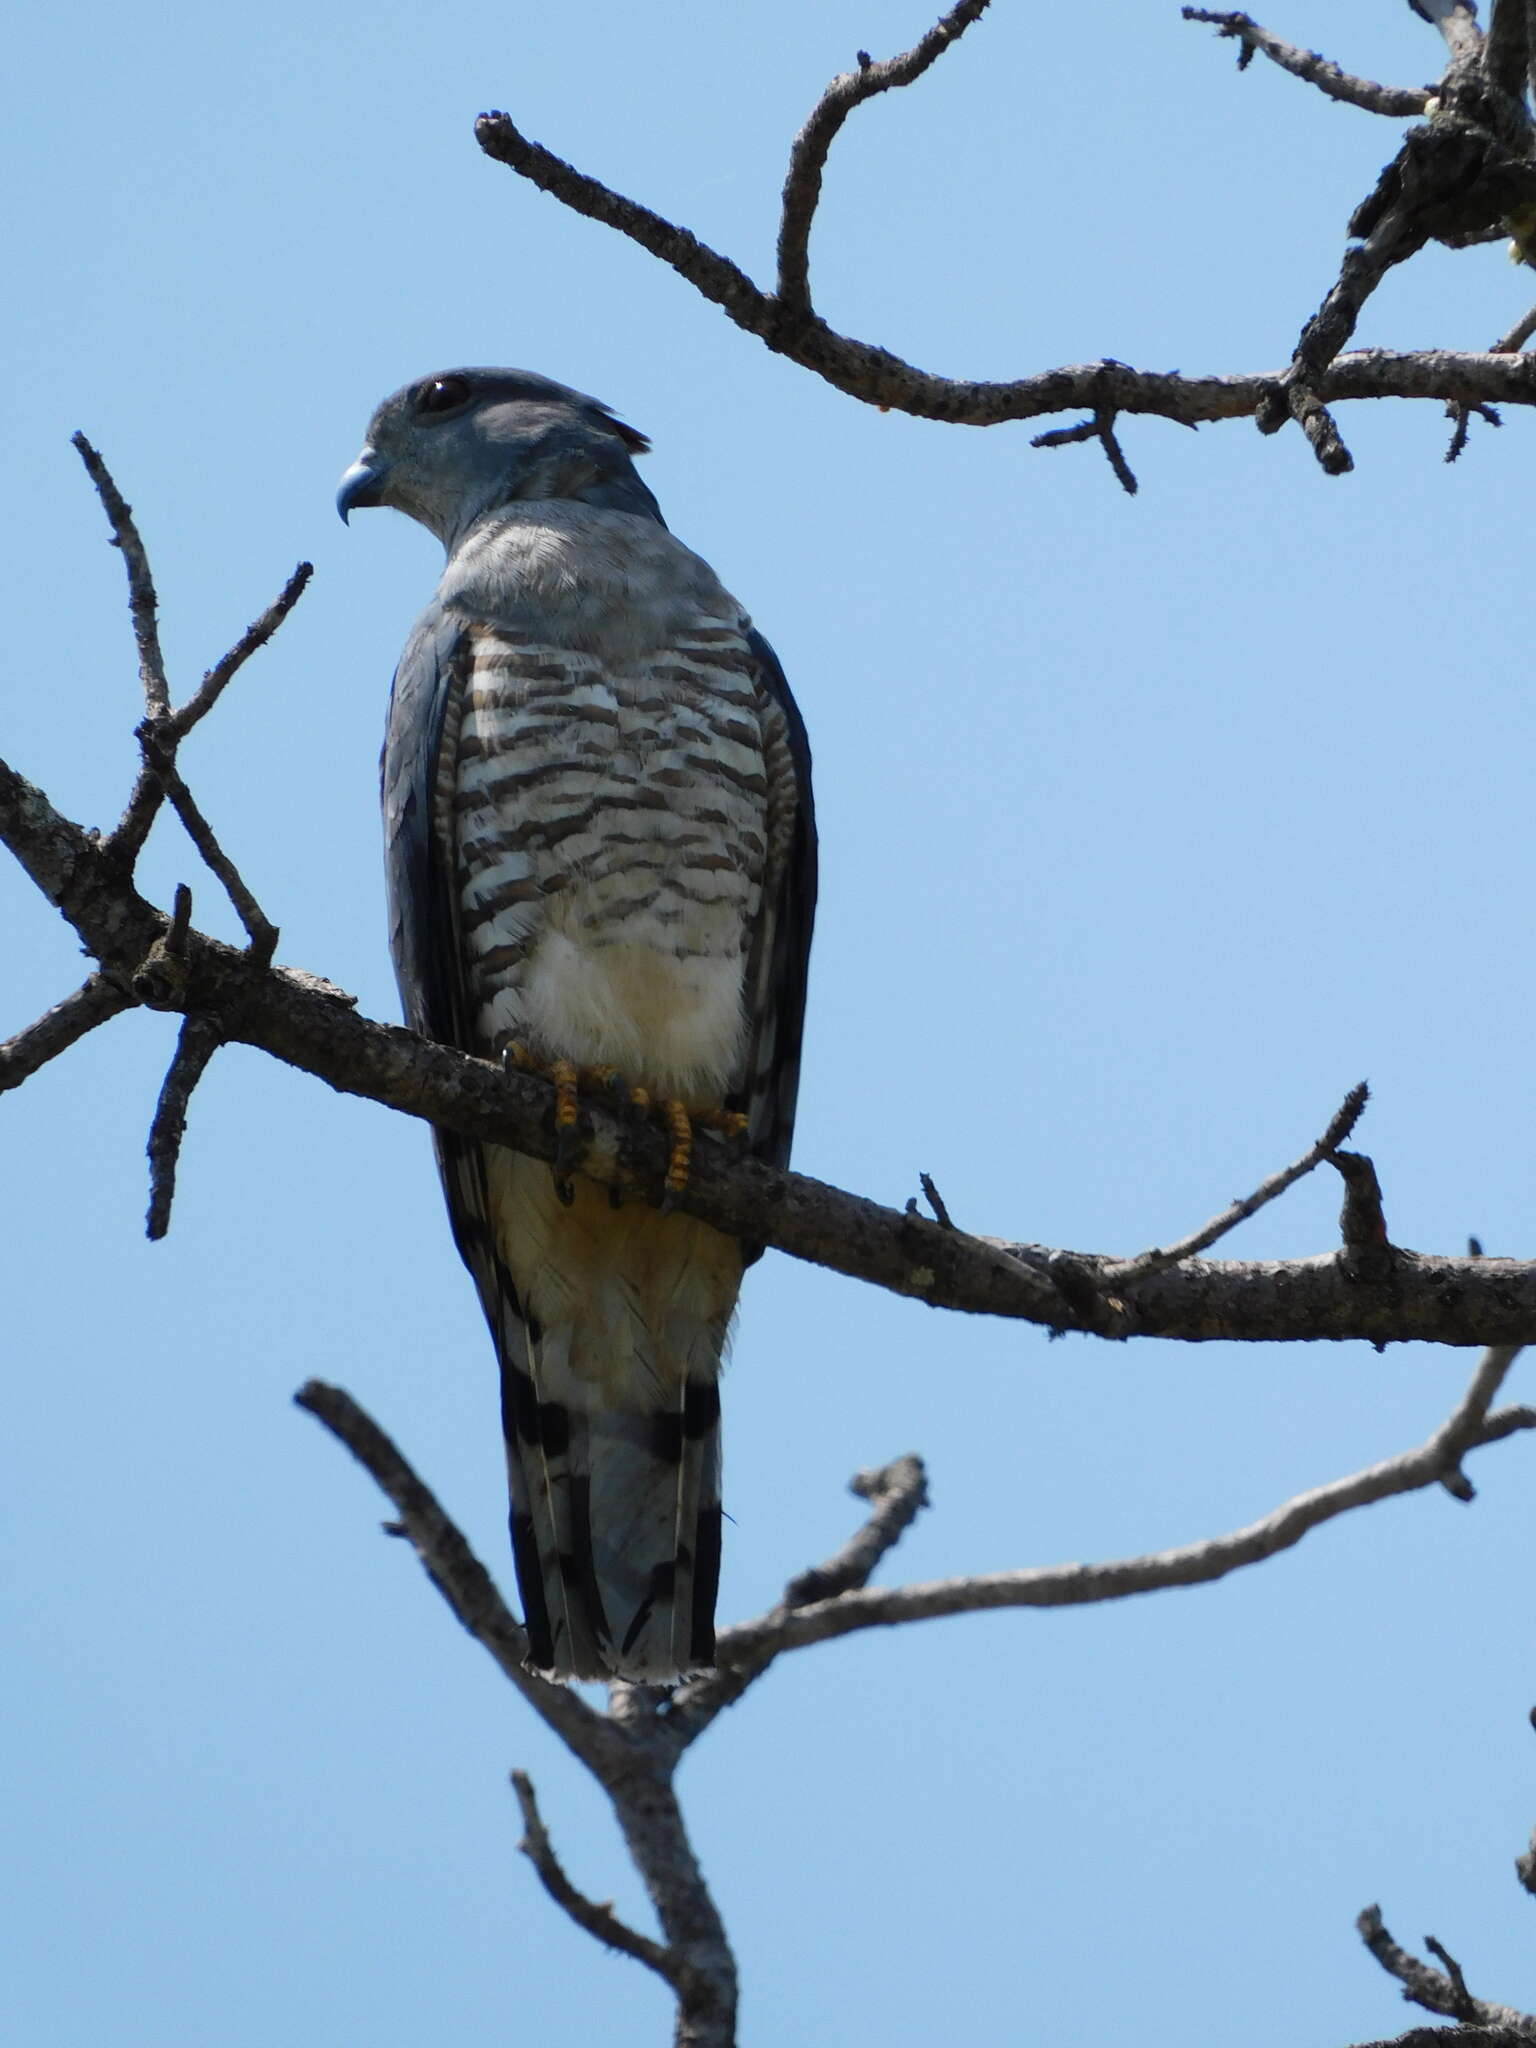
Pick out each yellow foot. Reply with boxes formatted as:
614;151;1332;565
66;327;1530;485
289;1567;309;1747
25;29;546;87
501;1043;749;1205
502;1043;626;1202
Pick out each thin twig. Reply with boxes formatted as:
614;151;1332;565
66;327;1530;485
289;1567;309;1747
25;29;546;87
775;0;992;319
72;434;169;718
919;1174;955;1230
140;737;279;963
509;1771;692;1991
1182;10;1431;117
169;563;313;742
0;974;134;1094
782;1456;929;1608
1445;301;1536;456
1425;1342;1523;1499
145;1011;223;1239
1358;1905;1536;2033
1031;409;1139;492
711;1392;1536;1665
1100;1082;1368;1288
666;1455;931;1748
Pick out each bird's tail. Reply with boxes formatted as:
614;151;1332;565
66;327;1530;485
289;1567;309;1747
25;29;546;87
499;1328;725;1682
473;1153;735;1683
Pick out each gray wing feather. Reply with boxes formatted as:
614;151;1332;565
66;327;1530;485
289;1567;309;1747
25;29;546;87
735;627;817;1181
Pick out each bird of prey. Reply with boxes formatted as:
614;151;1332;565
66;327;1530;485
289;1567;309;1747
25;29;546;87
338;369;816;1682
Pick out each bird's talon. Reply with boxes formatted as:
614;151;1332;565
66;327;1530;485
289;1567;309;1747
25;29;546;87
661;1098;693;1195
550;1057;579;1131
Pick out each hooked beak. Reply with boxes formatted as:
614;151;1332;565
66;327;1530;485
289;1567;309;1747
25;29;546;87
336;450;392;523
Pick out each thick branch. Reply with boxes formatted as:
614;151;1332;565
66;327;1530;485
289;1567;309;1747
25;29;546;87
1412;0;1488;66
0;973;133;1093
474;106;1536;430
8;750;1536;1344
1485;0;1532;99
1182;10;1431;117
776;1;991;319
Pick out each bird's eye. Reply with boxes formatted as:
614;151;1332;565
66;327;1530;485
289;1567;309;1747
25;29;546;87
415;375;472;416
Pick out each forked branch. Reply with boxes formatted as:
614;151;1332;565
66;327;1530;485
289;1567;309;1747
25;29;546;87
473;2;1536;474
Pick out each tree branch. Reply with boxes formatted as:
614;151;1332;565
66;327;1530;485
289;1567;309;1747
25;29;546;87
664;1455;930;1749
509;1770;692;1991
1181;10;1431;118
144;1007;223;1240
168;562;312;743
1357;1905;1536;2033
1101;1081;1368;1287
9;743;1536;1344
776;0;992;320
0;973;134;1093
1411;0;1487;67
473;9;1536;464
712;1369;1536;1665
293;1379;615;1762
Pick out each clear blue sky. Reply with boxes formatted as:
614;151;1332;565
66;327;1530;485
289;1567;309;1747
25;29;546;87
7;3;1536;2042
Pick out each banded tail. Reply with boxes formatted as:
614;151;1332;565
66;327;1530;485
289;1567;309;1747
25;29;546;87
488;1157;735;1682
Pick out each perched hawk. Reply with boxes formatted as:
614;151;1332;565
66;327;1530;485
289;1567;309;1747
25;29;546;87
338;369;816;1682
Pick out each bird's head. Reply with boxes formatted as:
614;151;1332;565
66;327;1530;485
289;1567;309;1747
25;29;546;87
337;367;659;548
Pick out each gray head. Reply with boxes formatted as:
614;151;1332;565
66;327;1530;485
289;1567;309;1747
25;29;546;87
337;368;663;550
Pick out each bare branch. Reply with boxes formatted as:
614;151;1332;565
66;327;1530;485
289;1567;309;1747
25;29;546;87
1494;300;1536;350
477;7;1536;478
10;759;1536;1346
776;0;992;319
1357;1905;1536;2032
1332;1148;1391;1263
72;433;169;719
509;1771;690;1991
141;736;279;963
1262;203;1435;473
0;973;134;1093
1182;10;1431;117
293;1380;617;1762
145;1008;223;1240
662;1455;933;1748
1031;408;1140;492
1410;1;1488;65
713;1391;1536;1665
781;1456;930;1609
169;562;313;742
1425;1342;1522;1498
1350;2031;1536;2048
917;1172;955;1231
1100;1082;1368;1288
1484;0;1532;98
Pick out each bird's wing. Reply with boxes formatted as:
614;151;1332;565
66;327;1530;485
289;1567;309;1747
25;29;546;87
734;627;818;1177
